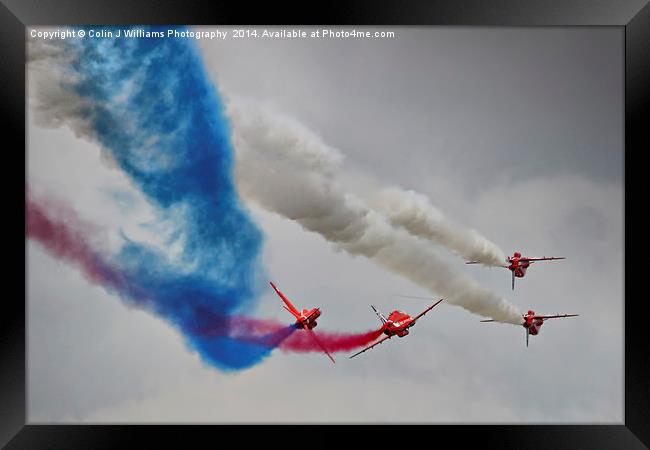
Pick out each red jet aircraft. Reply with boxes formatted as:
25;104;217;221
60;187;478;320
467;252;565;290
269;282;335;363
349;299;443;359
481;310;579;347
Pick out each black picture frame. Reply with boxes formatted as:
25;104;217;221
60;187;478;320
4;1;648;448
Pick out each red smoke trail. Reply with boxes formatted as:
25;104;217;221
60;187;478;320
227;316;297;348
279;328;384;353
196;315;297;347
201;316;384;354
27;193;101;275
26;191;139;298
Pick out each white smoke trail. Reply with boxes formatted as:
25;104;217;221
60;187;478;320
368;188;508;266
28;36;97;141
228;100;522;324
228;99;507;267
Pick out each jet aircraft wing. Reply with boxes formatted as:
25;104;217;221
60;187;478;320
270;282;301;318
525;256;566;262
466;261;510;268
307;328;336;364
533;313;579;320
411;299;444;322
349;335;392;359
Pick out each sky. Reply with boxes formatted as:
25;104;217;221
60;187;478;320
27;26;623;423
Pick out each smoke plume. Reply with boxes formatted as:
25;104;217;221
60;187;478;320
369;187;507;266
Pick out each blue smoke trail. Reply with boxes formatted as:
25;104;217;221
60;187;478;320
116;239;295;370
56;26;280;370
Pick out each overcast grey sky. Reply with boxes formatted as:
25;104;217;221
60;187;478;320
28;26;623;423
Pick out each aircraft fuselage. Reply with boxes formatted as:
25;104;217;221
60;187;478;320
382;311;414;337
523;310;544;335
296;308;320;329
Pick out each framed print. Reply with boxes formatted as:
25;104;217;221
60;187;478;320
3;0;649;448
